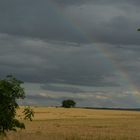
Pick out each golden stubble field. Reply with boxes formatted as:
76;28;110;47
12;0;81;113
3;107;140;140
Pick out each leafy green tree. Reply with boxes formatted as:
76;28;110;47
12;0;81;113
137;28;140;31
62;99;76;108
0;75;34;136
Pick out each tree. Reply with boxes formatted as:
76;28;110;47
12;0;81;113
137;28;140;31
0;75;33;136
62;99;76;108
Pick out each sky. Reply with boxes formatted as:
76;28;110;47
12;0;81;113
0;0;140;107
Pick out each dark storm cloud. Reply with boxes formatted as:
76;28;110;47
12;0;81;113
0;35;119;86
0;0;87;43
1;33;140;89
1;0;140;107
0;0;140;44
0;34;140;91
52;0;140;6
41;84;85;93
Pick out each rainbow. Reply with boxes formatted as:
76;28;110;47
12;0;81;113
46;1;140;101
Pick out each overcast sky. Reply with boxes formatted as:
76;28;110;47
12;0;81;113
0;0;140;107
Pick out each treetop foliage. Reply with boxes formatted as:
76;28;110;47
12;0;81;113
62;99;76;108
0;75;33;136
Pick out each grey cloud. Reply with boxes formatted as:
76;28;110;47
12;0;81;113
0;0;140;44
63;4;140;45
41;84;85;93
1;1;140;107
0;0;87;43
0;35;120;86
53;0;140;6
23;89;140;107
1;34;140;89
20;81;140;107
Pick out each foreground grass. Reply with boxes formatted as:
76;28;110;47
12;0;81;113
2;107;140;140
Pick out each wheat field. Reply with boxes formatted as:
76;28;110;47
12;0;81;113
2;107;140;140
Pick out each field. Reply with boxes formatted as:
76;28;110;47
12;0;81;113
2;107;140;140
